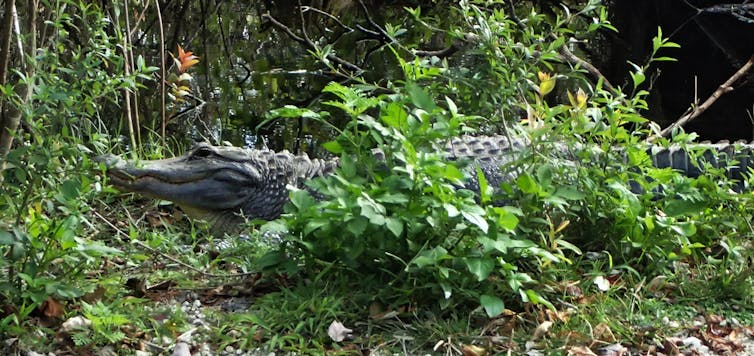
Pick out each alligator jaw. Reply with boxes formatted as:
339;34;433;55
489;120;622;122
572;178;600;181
95;151;259;227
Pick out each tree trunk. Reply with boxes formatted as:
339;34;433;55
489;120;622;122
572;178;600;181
0;0;36;176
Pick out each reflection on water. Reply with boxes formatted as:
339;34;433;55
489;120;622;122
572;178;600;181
130;2;416;156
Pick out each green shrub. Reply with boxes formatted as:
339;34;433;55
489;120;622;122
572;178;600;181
253;1;754;318
0;0;152;324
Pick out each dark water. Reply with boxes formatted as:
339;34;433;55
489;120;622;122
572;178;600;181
144;1;409;155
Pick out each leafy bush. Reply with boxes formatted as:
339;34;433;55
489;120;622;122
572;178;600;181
254;1;754;319
0;0;151;324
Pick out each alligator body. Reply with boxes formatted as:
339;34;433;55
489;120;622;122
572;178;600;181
97;136;754;236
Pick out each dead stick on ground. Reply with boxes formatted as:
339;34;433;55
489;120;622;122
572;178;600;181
649;54;754;142
92;210;257;279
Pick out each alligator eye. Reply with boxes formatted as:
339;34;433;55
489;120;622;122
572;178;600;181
191;146;214;159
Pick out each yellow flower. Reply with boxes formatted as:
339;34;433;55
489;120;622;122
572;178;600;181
537;71;555;96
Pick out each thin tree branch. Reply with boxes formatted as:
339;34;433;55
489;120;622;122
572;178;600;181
262;13;363;73
505;0;617;95
0;0;19;176
651;54;754;141
155;0;166;149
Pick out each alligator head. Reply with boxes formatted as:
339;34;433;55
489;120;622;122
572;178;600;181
96;143;337;236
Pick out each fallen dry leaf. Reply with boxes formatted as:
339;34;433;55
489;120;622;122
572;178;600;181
593;322;616;342
597;343;629;356
40;297;64;318
566;345;597;356
531;320;553;340
662;337;681;355
545;308;573;323
82;285;107;303
462;344;487;356
327;320;352;342
646;275;668;294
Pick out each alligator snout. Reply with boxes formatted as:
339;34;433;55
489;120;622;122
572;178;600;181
94;153;128;170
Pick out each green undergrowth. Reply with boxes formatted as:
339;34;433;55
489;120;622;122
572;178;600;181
2;0;754;354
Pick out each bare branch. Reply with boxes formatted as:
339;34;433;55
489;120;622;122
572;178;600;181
155;0;166;149
262;13;363;73
651;54;754;141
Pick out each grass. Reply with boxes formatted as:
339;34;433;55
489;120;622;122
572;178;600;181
4;192;754;355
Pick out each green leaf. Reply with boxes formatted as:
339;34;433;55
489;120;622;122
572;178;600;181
76;239;122;256
476;167;491;203
671;221;697;237
268;105;319;119
254;250;291;270
480;294;504;317
444;164;464;182
440;282;452;299
445;96;458;116
55;216;79;249
382;102;408;129
443;203;460;218
322;141;343;154
0;230;14;245
304;219;330;235
461;205;488;233
60;179;81;200
664;200;704;216
536;165;553;188
406;82;436;111
524;289;554;310
554;187;585;200
492;207;519;230
412;246;449;268
357;195;386;225
290;190;316;210
340;154;356;178
466;257;494;281
46;282;84;299
386;217;403;237
376;192;409;204
347;217;368;235
516;174;539;194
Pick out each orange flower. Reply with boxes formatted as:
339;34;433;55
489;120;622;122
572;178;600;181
176;45;199;73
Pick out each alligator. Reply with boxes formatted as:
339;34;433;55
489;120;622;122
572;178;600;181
96;136;754;236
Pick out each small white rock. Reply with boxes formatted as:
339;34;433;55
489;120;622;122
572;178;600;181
172;342;191;356
327;320;352;342
60;316;93;333
682;336;702;348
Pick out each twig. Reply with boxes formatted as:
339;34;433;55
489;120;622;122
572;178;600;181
128;1;150;39
357;0;394;44
123;2;141;148
120;2;138;150
555;41;617;94
505;0;617;95
92;210;258;279
413;42;464;58
155;0;166;149
262;13;363;73
651;54;754;141
301;6;353;31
